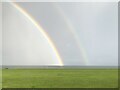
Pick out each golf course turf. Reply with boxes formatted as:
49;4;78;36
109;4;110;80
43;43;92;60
2;69;118;88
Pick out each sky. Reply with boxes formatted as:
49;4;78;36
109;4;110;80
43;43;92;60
2;2;118;66
0;3;2;67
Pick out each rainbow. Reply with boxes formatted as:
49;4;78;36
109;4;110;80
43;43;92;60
10;2;64;66
53;4;89;65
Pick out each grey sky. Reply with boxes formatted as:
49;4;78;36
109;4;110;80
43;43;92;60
0;3;2;67
2;2;118;66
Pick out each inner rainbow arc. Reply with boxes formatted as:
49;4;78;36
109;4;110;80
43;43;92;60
11;2;64;66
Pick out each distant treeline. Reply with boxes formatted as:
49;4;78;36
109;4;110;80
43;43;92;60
2;65;118;69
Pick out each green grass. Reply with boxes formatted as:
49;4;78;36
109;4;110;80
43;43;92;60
2;69;118;88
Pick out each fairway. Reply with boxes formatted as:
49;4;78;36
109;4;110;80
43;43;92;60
2;69;118;88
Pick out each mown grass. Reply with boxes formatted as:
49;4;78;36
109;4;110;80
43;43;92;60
2;69;118;88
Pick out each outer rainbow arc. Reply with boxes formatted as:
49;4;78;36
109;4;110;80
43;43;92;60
11;2;64;66
53;4;89;65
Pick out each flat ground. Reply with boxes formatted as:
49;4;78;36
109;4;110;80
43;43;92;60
2;69;118;88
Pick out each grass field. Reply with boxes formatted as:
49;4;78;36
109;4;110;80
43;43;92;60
2;69;118;88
